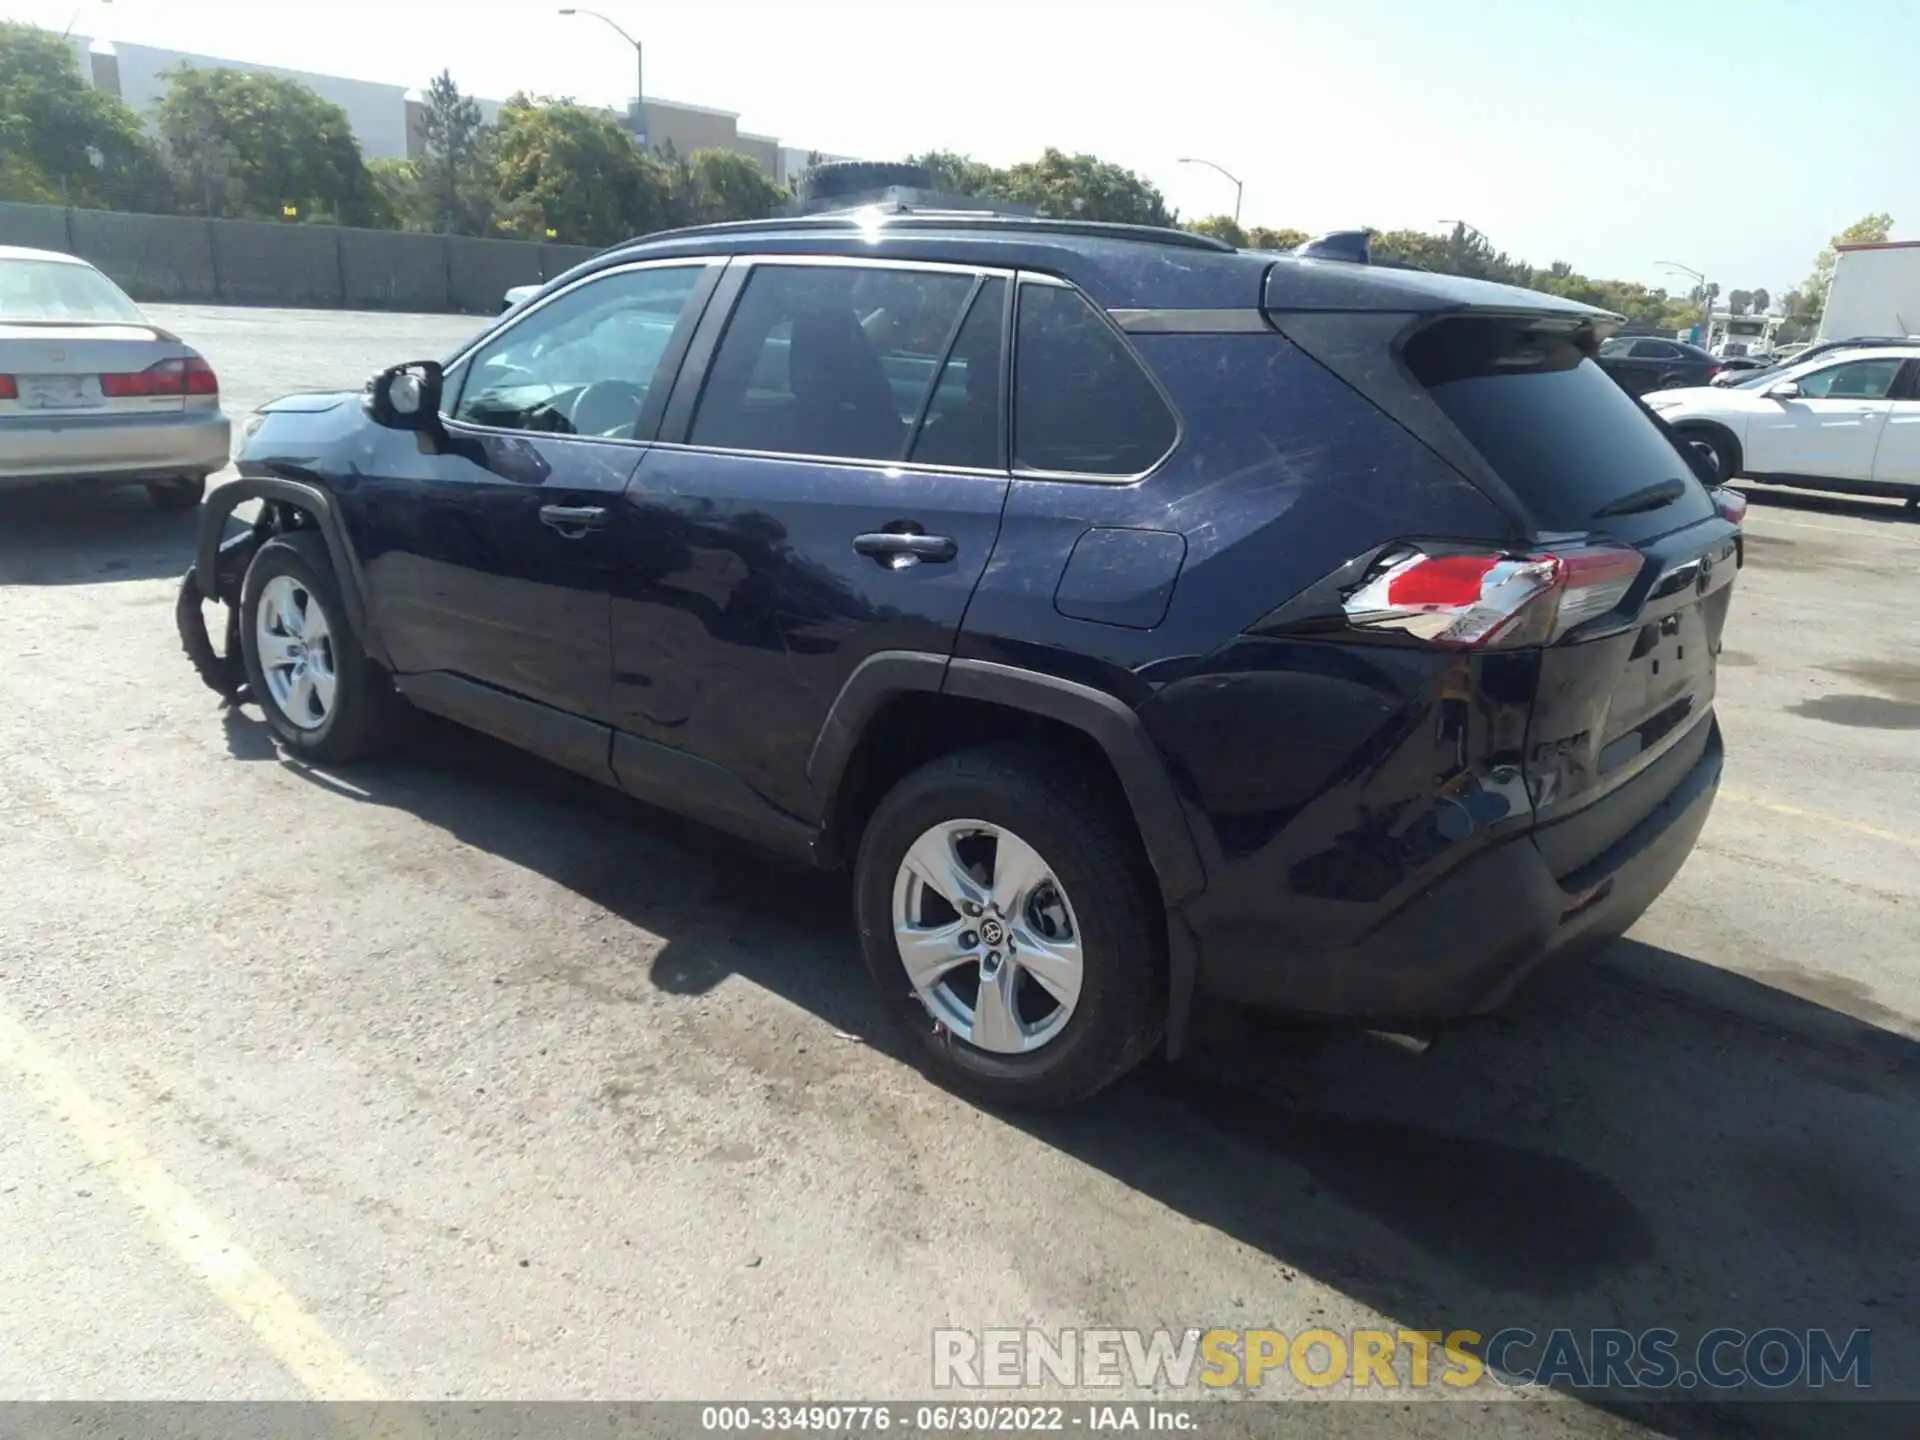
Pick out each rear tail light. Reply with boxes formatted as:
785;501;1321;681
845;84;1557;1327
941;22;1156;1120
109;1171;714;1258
100;357;218;398
1343;544;1643;649
1709;485;1748;525
1706;365;1723;380
0;374;16;400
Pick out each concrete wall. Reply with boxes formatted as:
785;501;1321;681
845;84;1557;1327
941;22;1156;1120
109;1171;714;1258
0;202;596;314
68;209;218;302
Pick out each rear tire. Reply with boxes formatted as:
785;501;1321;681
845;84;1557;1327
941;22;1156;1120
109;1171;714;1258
239;531;403;763
854;743;1165;1108
147;476;207;510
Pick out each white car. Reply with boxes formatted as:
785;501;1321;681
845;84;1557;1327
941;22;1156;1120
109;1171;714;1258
501;283;541;313
1645;344;1920;505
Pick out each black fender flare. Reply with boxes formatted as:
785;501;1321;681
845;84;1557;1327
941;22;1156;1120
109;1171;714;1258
195;476;390;668
809;652;1208;1057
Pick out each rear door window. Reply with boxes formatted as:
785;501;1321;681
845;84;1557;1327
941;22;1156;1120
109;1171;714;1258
1405;317;1717;542
1013;281;1176;477
908;277;1006;470
690;263;978;462
1629;339;1681;359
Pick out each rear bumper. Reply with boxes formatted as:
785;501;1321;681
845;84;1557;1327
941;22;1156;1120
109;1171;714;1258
1191;717;1723;1022
0;411;231;485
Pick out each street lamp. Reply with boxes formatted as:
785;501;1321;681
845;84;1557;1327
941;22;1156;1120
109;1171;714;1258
1177;156;1242;225
559;8;644;145
1657;260;1710;345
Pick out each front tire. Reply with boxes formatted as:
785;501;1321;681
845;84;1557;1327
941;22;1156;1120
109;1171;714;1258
239;531;401;763
854;744;1165;1108
1677;424;1739;483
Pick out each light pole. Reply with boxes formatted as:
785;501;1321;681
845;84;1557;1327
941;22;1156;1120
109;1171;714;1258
1178;156;1242;225
1657;260;1710;345
559;8;644;146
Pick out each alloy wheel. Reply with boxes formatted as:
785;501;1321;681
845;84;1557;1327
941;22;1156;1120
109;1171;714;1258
890;819;1085;1054
255;574;337;731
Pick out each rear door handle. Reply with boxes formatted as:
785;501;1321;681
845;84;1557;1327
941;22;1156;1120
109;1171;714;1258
853;531;957;568
539;504;607;536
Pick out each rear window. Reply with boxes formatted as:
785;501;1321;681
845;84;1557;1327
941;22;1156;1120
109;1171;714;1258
1405;318;1716;540
0;258;144;324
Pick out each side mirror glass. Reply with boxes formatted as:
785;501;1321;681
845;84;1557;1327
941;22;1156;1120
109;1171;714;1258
368;360;444;430
1766;380;1801;400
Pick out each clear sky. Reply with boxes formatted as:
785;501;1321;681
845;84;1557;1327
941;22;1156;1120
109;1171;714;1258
7;0;1917;298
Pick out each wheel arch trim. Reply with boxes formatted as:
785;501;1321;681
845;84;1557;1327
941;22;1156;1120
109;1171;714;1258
195;476;389;668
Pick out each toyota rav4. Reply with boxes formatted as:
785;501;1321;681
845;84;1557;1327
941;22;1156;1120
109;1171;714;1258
179;210;1742;1107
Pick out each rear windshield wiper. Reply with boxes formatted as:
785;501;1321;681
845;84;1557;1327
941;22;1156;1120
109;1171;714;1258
1592;477;1687;519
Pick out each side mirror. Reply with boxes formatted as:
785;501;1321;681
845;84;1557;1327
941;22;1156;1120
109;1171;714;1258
368;360;444;430
1766;380;1801;401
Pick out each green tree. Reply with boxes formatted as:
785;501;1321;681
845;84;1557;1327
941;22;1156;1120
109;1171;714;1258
1727;288;1753;316
0;21;167;208
1751;286;1771;314
1246;225;1308;250
995;148;1173;226
415;69;493;234
907;149;1005;197
489;94;674;245
1184;214;1247;247
155;66;387;224
682;148;785;224
1791;212;1894;334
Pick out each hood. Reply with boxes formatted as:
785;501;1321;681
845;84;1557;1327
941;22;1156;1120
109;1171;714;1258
260;391;356;414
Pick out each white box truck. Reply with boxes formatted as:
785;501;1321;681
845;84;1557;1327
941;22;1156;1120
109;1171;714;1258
1817;239;1920;341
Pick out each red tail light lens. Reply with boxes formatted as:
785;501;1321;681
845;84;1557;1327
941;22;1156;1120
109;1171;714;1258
1709;485;1748;525
1344;545;1643;649
100;357;218;397
0;374;16;400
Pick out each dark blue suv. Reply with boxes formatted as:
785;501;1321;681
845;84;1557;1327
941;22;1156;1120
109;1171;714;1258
180;211;1740;1107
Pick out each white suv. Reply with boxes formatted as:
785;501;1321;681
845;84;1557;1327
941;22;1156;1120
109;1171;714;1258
1646;345;1920;505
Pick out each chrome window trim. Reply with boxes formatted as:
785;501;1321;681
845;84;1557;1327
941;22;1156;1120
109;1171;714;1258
645;438;1008;481
1008;271;1184;487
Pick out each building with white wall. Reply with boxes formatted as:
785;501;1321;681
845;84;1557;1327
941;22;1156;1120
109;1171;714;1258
67;33;844;185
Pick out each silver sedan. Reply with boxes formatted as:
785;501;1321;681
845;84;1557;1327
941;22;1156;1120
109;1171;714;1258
0;245;231;509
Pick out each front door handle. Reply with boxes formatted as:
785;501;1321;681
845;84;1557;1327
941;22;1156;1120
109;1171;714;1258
539;503;607;536
853;531;958;568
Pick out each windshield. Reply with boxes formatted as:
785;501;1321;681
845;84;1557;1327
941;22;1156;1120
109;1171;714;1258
0;258;146;324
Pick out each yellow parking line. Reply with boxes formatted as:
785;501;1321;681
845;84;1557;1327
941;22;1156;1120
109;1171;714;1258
1719;788;1920;850
0;1004;389;1401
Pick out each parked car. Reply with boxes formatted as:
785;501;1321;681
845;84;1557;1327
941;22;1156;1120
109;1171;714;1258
1710;354;1774;380
501;283;541;314
1596;335;1723;393
1711;334;1920;388
178;213;1739;1107
1648;345;1920;503
1;245;229;508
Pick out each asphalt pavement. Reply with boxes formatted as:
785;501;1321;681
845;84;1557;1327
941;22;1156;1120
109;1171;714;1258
0;306;1915;1438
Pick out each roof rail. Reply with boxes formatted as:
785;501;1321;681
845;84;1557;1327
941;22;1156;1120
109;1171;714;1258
608;208;1236;254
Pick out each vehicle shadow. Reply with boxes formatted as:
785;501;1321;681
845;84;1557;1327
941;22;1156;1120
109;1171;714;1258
227;709;1917;1438
0;482;206;585
1736;483;1920;526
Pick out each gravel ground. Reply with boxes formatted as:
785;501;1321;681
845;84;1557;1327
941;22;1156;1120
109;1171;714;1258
0;306;1915;1438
